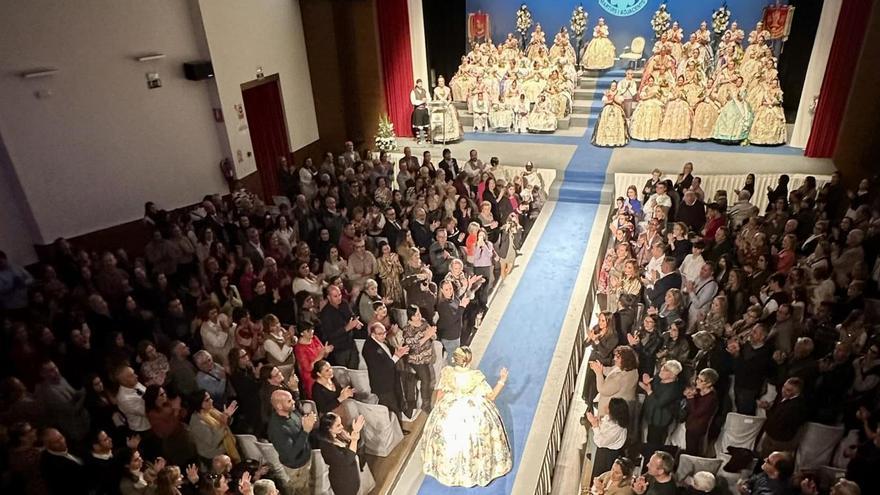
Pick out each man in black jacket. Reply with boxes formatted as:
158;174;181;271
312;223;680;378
758;377;809;458
40;428;89;495
362;322;408;419
645;257;683;309
727;323;775;415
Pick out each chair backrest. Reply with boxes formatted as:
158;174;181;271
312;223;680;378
631;36;646;55
795;422;845;471
254;440;290;483
332;366;352;388
676;454;723;482
234;434;264;463
718;413;765;452
311;449;333;495
348;368;372;395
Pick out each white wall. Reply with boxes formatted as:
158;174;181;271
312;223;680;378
0;136;40;264
0;0;229;243
197;0;319;178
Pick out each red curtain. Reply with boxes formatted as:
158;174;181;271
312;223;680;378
242;79;290;198
805;0;874;157
377;0;415;137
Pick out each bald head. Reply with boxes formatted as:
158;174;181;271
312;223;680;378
271;390;295;416
43;428;67;453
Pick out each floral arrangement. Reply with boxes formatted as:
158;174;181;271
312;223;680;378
651;4;671;40
375;114;397;152
570;4;588;38
711;2;731;35
516;4;533;36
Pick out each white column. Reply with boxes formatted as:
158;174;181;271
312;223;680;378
407;0;429;87
790;0;843;148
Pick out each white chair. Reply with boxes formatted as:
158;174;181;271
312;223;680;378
675;454;723;485
432;340;445;382
714;413;765;455
254;439;290;484
832;429;859;469
619;36;646;68
339;399;404;457
668;422;687;449
795;422;845;471
235;434;264;463
354;339;368;370
311;449;334;495
332;366;378;404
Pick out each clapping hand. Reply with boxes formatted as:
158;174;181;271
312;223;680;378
287;373;299;389
182;464;199;485
426;325;438;339
627;333;639;346
126;434;141;449
345;316;363;331
150;456;167;473
322;344;335;357
633;476;648;494
394;345;410;358
642;373;653;384
239;472;253;495
352;414;366;434
223;400;239;418
340;386;355;401
589;361;604;374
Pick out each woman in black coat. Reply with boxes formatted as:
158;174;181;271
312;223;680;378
639;359;685;455
318;412;365;495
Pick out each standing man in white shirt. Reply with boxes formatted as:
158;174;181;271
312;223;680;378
410;79;431;144
114;366;151;434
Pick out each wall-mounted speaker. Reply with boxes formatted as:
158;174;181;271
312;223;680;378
183;61;214;81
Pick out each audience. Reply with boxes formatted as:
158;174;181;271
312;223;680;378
588;166;878;493
0;143;548;493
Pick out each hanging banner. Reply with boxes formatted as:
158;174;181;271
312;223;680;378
762;5;795;40
468;11;491;44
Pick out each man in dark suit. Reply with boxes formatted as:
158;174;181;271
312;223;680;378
242;227;266;271
438;148;459;182
758;377;809;458
381;206;405;251
40;428;89;495
645;257;682;309
362;322;408;420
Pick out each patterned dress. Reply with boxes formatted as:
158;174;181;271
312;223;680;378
377;253;404;307
422;366;512;487
592;91;628;147
583;24;616;70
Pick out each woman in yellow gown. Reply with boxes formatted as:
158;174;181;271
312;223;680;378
749;86;787;146
629;77;664;141
422;347;511;487
521;61;546;104
659;76;693;142
527;94;558;132
682;62;706;107
691;79;723;141
583;18;616;70
546;70;570;119
449;56;473;102
592;81;628;147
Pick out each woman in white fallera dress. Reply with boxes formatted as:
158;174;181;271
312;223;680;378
432;76;463;142
583;18;616;70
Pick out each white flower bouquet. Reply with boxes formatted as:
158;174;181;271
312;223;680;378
570;5;588;38
651;4;671;39
711;3;731;35
375;114;397;152
516;4;533;35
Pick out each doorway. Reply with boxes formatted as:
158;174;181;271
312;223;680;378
241;74;290;200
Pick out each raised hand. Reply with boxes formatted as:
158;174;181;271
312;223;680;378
185;464;200;484
239;471;253;495
126;434;141;449
498;367;509;382
352;414;366;433
224;400;239;418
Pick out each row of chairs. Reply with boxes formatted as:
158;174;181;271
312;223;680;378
670;412;848;495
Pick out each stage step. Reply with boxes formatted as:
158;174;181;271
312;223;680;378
550;176;611;204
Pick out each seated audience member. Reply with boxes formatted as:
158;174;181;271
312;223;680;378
591;457;635;495
632;451;675;495
736;451;794;495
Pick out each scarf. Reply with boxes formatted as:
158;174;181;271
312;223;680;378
200;409;241;463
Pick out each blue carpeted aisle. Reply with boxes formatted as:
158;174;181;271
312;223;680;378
416;70;617;495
